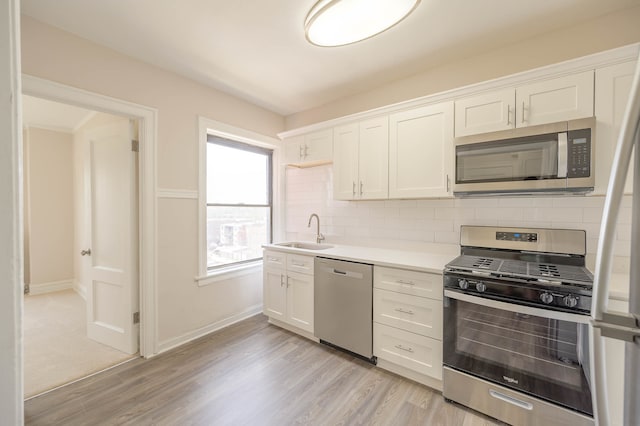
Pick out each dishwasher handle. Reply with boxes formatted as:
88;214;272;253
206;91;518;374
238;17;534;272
333;269;347;275
319;265;365;280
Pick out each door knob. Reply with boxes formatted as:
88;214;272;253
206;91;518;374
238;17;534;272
81;249;92;256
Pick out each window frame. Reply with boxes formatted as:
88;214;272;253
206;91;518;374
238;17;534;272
205;135;273;270
197;116;282;286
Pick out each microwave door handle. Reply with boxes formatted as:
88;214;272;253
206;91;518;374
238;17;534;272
557;132;568;178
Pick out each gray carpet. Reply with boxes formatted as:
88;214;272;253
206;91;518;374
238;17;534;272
24;289;136;398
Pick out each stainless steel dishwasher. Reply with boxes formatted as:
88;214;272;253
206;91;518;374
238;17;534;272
314;257;374;362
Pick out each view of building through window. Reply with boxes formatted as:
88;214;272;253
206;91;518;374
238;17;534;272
206;136;272;269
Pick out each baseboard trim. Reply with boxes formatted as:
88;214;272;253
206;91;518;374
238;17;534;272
157;304;263;354
28;280;74;295
73;281;87;300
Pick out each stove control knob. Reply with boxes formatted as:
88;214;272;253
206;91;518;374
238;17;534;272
475;282;487;293
563;295;578;308
540;293;554;304
458;279;469;290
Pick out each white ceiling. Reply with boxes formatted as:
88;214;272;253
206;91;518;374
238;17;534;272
22;95;94;132
21;0;640;116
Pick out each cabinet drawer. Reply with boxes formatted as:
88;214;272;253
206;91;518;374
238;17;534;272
287;254;314;275
374;266;442;300
374;322;442;380
264;250;286;268
374;288;442;339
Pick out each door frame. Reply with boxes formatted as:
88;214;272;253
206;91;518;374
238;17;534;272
22;74;158;359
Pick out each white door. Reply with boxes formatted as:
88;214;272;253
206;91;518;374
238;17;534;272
333;123;359;200
359;116;389;200
85;118;139;354
389;102;454;198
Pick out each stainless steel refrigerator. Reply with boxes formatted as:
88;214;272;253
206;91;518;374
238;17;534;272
590;52;640;425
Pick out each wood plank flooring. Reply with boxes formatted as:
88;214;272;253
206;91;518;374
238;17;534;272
25;315;501;425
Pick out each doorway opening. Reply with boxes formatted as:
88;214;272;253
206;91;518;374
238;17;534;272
22;95;140;398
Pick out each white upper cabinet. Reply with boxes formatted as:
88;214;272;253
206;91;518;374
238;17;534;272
389;102;454;199
594;60;636;195
284;129;333;166
333;116;389;200
454;71;594;137
454;88;514;137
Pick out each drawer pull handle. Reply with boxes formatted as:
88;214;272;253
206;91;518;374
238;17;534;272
394;308;414;315
291;261;306;267
395;344;414;353
396;279;414;285
268;257;280;262
489;389;533;410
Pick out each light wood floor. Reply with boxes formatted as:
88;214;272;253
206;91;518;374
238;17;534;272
25;314;501;425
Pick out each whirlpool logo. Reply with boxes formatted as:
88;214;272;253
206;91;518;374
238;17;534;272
502;375;519;384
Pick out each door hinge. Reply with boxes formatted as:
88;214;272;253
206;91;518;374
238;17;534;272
133;312;140;324
131;139;139;152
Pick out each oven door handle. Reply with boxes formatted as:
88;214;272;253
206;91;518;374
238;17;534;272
444;290;590;324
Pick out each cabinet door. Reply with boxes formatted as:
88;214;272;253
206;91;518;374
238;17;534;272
516;70;594;127
283;135;304;164
389;102;454;198
263;266;287;320
286;271;314;333
304;129;333;164
359;116;389;199
595;61;636;195
454;88;514;137
333;123;360;200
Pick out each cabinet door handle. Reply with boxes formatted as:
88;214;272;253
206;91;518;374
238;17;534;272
521;101;526;123
397;279;415;285
304;144;309;159
394;308;414;315
286;275;291;287
352;181;356;197
395;344;414;353
446;174;450;193
359;181;363;196
280;274;285;287
507;105;512;125
299;145;304;160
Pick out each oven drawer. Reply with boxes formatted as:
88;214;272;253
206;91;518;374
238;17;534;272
374;266;442;300
374;323;442;380
374;288;443;339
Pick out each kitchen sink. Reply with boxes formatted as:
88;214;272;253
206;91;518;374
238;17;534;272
275;242;334;250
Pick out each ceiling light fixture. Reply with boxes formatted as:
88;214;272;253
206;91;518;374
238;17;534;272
304;0;420;47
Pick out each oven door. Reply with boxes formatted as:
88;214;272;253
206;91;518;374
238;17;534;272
443;289;593;416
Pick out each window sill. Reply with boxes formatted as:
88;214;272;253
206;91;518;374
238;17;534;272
195;261;263;287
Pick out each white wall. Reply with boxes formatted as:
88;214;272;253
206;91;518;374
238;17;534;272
285;165;632;273
285;5;640;130
24;127;74;289
20;16;281;349
0;0;23;422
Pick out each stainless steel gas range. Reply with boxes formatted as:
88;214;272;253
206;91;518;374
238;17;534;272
442;226;594;426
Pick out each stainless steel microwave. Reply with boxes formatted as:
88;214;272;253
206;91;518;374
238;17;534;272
453;117;595;196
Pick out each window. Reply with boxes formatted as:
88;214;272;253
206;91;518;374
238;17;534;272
206;135;272;270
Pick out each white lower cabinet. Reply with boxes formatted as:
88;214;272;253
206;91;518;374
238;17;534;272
373;266;443;388
263;250;314;334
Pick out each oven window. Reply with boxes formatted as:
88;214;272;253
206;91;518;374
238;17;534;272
456;134;559;184
444;296;592;416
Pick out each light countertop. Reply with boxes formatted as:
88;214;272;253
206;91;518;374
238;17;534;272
262;242;455;275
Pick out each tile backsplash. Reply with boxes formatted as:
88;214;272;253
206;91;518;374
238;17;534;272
284;165;632;272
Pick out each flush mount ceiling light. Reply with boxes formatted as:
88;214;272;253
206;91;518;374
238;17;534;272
304;0;421;47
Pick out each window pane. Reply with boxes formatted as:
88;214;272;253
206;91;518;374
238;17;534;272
206;206;270;268
207;143;269;205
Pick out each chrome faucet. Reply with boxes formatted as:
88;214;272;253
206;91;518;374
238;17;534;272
308;213;325;244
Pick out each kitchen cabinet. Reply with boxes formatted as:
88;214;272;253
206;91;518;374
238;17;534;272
594;60;635;195
389;102;454;199
284;129;333;167
373;266;443;388
333;116;388;200
454;71;594;137
263;250;314;334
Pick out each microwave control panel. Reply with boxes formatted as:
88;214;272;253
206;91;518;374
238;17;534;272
567;128;591;178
